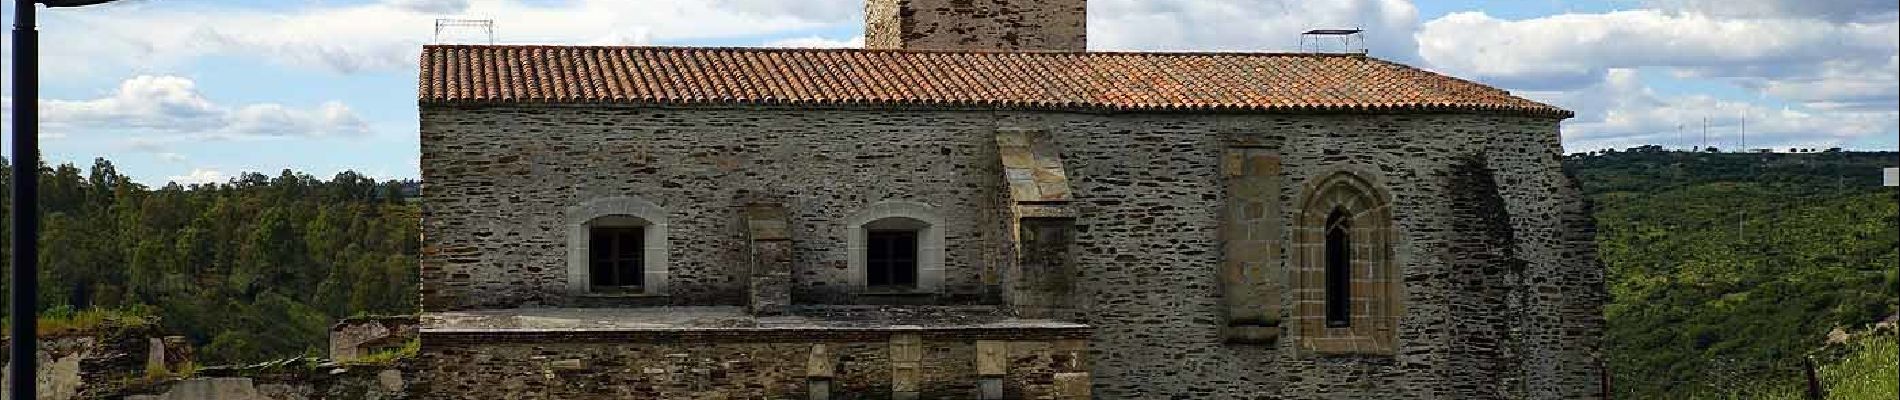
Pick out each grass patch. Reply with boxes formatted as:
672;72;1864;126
342;338;420;366
1816;328;1898;400
2;306;157;337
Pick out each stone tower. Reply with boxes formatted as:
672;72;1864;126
865;0;1087;51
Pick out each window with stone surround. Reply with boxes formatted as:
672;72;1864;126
1293;171;1399;355
846;201;945;294
566;197;669;296
587;221;646;293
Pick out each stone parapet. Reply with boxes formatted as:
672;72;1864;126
412;308;1092;399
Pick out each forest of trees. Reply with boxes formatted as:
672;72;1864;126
0;157;418;365
0;149;1894;397
1569;149;1898;398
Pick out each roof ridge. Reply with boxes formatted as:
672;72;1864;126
419;44;1366;58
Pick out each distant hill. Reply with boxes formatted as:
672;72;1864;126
0;158;420;365
1565;149;1898;399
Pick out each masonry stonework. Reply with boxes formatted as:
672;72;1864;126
865;0;1087;51
416;104;1605;398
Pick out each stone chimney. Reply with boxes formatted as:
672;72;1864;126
865;0;1087;52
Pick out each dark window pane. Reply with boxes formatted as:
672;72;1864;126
867;230;919;289
616;228;642;260
590;231;612;259
1325;209;1352;328
591;261;614;286
589;226;645;290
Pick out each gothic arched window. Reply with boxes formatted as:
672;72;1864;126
1294;171;1399;355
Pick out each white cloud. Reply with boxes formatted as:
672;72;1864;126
714;0;861;22
166;168;228;185
1090;0;1420;61
39;76;221;132
1733;56;1899;111
1417;6;1897;149
1417;10;1898;89
388;0;472;14
1523;69;1897;152
763;36;864;48
26;0;865;77
36;75;368;139
1647;0;1898;22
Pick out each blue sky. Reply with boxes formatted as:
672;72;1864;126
4;0;1895;185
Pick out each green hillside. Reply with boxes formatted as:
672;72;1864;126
1567;149;1898;399
0;158;418;365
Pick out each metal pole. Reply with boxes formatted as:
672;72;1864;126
1803;356;1825;400
9;1;38;399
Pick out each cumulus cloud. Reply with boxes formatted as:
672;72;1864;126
1090;0;1420;60
26;0;865;77
1416;5;1897;149
37;75;368;139
1522;69;1897;152
1724;56;1899;111
166;168;229;185
714;0;861;22
763;36;865;48
387;0;471;14
1647;0;1898;22
1417;10;1898;89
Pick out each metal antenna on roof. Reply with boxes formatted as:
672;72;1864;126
1300;28;1365;54
435;19;496;45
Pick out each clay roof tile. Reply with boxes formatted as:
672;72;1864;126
417;45;1571;118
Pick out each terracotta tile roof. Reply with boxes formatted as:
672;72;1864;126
418;45;1570;118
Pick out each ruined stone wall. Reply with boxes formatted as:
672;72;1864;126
864;0;1087;51
410;333;1087;399
125;366;411;400
1;326;177;400
3;329;409;400
418;105;1604;398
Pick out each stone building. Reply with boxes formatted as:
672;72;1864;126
411;0;1606;398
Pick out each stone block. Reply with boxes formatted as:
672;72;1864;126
807;344;835;378
550;359;587;370
975;340;1008;376
1220;325;1282;344
889;334;923;363
891;363;921;393
1054;372;1091;399
978;377;1005;400
807;379;832;400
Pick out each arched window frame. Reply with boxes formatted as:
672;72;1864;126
565;196;670;296
845;201;946;294
1292;170;1400;355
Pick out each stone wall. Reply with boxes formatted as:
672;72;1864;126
410;332;1089;399
1;326;178;400
125;366;410;400
419;106;1018;310
330;316;420;363
418;105;1605;398
864;0;1087;51
3;328;410;400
